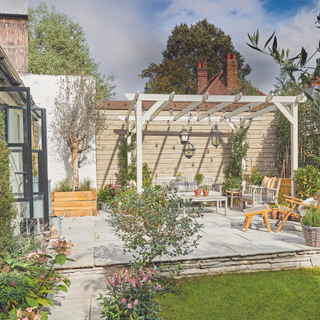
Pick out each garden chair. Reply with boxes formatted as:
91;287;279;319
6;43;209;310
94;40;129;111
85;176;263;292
275;194;320;233
242;177;281;208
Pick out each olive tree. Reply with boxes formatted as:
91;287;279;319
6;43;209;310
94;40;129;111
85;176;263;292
50;75;106;191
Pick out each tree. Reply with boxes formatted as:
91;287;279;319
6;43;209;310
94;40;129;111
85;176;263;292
140;19;251;94
50;75;106;191
28;2;116;100
0;111;16;247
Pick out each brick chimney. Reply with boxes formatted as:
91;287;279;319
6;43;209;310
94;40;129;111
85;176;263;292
196;62;208;94
223;54;238;89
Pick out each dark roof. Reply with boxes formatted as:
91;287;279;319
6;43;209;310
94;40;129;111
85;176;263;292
0;0;28;16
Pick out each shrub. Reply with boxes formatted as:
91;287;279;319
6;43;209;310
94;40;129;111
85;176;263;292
222;177;242;192
252;168;264;185
302;205;320;227
98;268;162;319
294;165;320;199
79;177;92;191
97;184;120;209
54;177;71;192
110;187;203;268
142;163;153;188
0;238;74;320
0;110;17;249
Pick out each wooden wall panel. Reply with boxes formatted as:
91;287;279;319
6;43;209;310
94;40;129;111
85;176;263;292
0;17;28;74
95;110;278;189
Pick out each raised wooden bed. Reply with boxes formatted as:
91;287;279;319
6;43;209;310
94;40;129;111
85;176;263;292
51;190;98;217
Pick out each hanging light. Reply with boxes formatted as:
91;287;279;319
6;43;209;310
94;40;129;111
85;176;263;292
248;105;252;112
207;114;211;124
196;106;200;113
222;107;226;114
211;124;222;148
183;142;196;159
189;113;193;120
179;125;189;144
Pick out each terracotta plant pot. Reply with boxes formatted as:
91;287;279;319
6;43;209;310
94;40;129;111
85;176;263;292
194;190;201;197
270;208;278;219
203;190;209;197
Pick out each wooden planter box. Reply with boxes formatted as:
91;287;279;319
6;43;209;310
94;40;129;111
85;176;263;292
51;190;98;217
279;178;291;197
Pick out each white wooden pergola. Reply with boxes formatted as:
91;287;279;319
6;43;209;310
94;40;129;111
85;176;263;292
124;92;306;195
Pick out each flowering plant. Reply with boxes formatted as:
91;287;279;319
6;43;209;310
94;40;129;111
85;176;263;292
97;184;120;208
0;238;74;320
98;268;162;319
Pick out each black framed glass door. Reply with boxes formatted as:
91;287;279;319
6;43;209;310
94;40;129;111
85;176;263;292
1;87;49;232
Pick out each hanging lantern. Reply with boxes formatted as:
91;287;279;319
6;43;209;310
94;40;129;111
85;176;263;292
183;142;196;159
179;125;189;144
211;124;222;148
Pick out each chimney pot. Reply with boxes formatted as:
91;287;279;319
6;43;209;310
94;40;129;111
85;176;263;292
227;53;231;60
233;54;236;60
202;62;206;68
198;62;201;68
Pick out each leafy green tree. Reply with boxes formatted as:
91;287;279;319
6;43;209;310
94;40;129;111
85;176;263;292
0;111;16;248
140;19;251;94
28;2;116;100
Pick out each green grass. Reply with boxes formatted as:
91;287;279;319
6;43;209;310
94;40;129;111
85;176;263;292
158;268;320;320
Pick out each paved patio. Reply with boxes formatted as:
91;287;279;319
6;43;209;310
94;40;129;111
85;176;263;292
48;206;319;319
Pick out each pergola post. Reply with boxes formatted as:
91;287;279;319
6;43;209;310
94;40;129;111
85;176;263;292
291;102;298;197
136;100;143;192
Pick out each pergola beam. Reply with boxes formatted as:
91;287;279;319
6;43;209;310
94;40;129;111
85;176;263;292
273;102;293;124
243;105;276;119
125;90;139;121
149;91;174;121
223;102;261;120
174;92;209;121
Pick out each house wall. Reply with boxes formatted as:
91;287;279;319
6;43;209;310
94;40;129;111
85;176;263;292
20;74;98;190
0;17;28;74
96;108;278;189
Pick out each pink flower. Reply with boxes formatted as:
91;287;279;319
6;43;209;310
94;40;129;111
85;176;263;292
17;309;22;317
153;269;157;274
143;276;148;283
139;269;146;277
121;298;126;305
39;275;44;280
129;279;136;288
156;284;161;291
124;269;129;275
106;276;111;285
23;317;28;320
113;275;119;285
50;276;56;281
127;303;132;309
134;299;138;306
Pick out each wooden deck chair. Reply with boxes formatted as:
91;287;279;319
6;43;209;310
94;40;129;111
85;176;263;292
275;195;319;233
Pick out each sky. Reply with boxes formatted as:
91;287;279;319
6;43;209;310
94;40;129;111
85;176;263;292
28;0;320;100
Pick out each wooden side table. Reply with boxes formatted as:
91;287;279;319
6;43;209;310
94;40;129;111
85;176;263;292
226;190;242;209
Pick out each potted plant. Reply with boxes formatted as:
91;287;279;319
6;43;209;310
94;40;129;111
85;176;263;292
203;185;209;197
269;204;278;219
301;205;320;247
194;173;204;197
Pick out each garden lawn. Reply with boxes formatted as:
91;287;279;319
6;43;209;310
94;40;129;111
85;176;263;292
158;267;320;320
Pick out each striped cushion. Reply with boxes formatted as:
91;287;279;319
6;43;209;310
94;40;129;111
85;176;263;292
261;176;269;188
261;176;276;189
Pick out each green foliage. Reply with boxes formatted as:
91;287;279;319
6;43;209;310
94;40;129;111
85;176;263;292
158;268;320;319
302;205;320;227
230;78;264;96
251;168;264;186
110;187;203;268
118;134;153;188
97;184;120;209
225;121;250;180
78;177;92;191
0;238;73;319
140;19;251;94
222;177;242;192
294;165;320;199
98;268;162;319
54;177;71;192
194;173;204;187
203;185;209;191
28;2;116;100
0;110;16;247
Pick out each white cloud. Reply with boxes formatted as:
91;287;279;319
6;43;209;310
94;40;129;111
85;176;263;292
28;0;320;98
